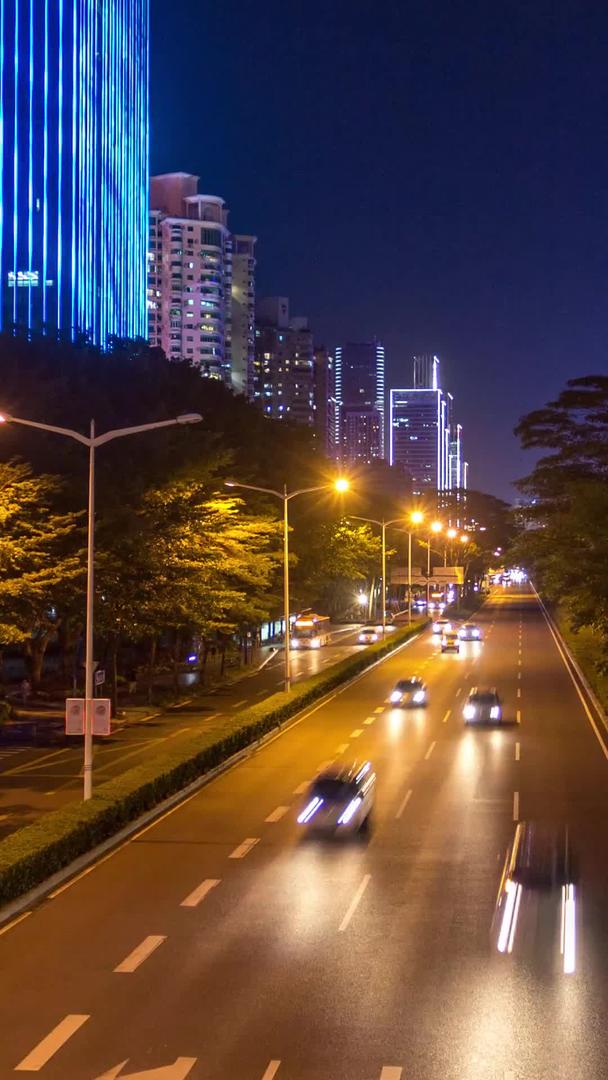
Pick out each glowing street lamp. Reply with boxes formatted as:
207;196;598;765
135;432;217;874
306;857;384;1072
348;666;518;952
225;476;349;692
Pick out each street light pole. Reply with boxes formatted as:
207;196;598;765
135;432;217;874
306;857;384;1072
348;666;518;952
381;522;387;638
408;530;412;625
225;477;349;692
282;485;290;692
0;410;202;800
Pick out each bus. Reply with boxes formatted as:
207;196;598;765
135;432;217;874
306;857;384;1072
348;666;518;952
291;610;331;649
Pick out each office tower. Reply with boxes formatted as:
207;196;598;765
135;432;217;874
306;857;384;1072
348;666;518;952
253;297;315;426
313;346;337;455
148;174;232;381
449;424;463;489
413;353;440;390
0;1;149;345
231;235;257;395
334;340;385;463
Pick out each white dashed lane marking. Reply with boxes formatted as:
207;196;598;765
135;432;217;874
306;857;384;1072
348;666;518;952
181;878;221;908
114;935;166;973
15;1015;90;1072
265;806;289;823
229;838;260;860
395;789;413;819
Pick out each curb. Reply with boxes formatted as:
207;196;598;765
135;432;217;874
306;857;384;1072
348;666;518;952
0;623;426;932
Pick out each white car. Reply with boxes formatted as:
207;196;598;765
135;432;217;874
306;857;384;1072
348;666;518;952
432;617;452;634
358;626;380;644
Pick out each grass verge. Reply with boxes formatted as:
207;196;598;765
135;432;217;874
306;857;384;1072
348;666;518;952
553;608;608;716
0;620;425;906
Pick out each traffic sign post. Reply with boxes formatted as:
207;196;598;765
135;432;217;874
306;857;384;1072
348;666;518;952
94;668;105;687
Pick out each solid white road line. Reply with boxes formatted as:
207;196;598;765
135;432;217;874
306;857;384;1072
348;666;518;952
15;1014;90;1072
261;1063;281;1080
114;935;166;973
515;742;521;761
374;706;384;714
180;878;220;908
395;789;413;819
364;716;375;725
442;709;451;723
229;837;260;859
513;791;519;822
265;806;289;823
379;1068;403;1079
339;874;371;932
424;740;436;760
350;728;364;738
293;781;309;795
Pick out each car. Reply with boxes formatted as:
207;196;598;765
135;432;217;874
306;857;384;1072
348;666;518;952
458;622;482;641
388;677;428;707
358;626;380;644
441;630;460;653
494;822;576;972
432;617;452;634
463;687;503;723
297;762;376;835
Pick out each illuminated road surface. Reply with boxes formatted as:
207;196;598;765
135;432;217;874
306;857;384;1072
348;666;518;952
1;589;608;1078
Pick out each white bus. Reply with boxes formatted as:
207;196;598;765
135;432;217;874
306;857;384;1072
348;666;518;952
291;610;331;649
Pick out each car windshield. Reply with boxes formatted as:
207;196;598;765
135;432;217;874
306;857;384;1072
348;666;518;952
312;778;357;801
397;679;420;689
470;693;498;705
362;627;376;633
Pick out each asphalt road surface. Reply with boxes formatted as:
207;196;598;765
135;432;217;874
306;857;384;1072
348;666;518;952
1;586;608;1079
0;624;366;838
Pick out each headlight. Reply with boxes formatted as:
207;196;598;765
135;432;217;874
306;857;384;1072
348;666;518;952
413;690;425;703
311;637;320;648
297;796;323;824
433;623;441;632
463;705;476;720
445;622;452;632
473;629;480;638
338;797;362;825
390;690;402;703
458;630;465;639
292;640;299;648
490;706;500;719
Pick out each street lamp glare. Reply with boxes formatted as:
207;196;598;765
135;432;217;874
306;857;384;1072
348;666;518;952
431;520;443;534
447;527;458;539
460;534;469;543
410;510;424;525
176;412;203;425
0;414;6;424
334;477;349;493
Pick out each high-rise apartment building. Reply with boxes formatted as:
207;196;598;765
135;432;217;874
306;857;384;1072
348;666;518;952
148;174;232;381
334;341;385;463
313;346;337;455
231;236;257;395
253;297;315;426
0;1;149;345
389;355;468;495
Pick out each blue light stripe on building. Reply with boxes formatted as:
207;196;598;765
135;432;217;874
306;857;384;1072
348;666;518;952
0;0;4;331
42;0;49;328
12;0;19;326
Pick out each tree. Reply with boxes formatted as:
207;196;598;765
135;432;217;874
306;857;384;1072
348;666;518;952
0;461;83;685
293;519;381;618
512;375;608;665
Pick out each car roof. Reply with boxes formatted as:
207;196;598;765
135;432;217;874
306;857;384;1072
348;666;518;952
315;761;373;785
468;686;498;697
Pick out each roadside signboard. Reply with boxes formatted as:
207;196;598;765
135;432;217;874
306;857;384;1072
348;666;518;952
65;698;85;735
92;698;111;735
94;668;105;687
65;697;111;736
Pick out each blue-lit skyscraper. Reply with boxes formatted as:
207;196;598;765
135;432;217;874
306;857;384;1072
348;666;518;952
0;1;149;346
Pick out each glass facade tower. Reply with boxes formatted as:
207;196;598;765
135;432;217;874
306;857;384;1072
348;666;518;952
0;0;149;345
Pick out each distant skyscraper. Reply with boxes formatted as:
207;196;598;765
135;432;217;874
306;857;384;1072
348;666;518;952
231;235;257;395
148;174;232;380
0;1;149;345
313;345;337;455
390;354;469;496
253;297;315;425
334;340;385;463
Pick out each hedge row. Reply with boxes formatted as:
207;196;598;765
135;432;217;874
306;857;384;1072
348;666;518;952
0;620;426;906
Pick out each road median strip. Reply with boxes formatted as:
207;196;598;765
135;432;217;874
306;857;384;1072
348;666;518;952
0;620;425;913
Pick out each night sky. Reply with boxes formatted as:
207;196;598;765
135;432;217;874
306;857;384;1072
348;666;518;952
150;0;608;501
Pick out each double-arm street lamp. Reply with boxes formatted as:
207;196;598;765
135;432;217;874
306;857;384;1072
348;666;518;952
349;511;425;635
0;411;202;800
225;477;349;693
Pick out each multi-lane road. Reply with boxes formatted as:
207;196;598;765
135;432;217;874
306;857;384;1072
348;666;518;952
2;586;608;1079
0;625;364;838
